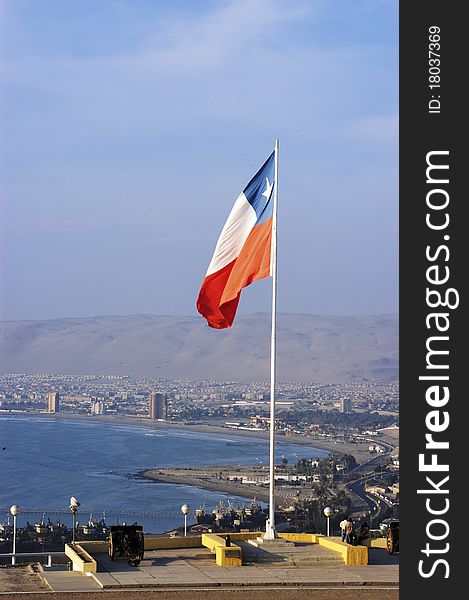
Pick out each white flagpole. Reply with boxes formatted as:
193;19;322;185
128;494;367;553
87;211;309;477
266;138;279;539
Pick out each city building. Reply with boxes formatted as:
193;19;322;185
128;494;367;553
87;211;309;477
91;400;105;415
47;392;60;413
340;397;352;413
149;392;168;420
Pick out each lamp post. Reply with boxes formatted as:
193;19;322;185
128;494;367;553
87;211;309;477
181;504;190;537
69;496;80;544
10;505;20;565
323;506;334;537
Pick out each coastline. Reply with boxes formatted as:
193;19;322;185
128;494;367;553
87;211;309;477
1;412;376;463
2;412;396;510
137;468;271;504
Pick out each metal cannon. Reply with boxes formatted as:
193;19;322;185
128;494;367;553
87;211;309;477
108;524;144;566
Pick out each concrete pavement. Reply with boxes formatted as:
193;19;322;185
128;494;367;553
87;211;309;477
38;546;398;592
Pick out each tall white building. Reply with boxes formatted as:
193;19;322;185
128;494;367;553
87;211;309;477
47;392;60;413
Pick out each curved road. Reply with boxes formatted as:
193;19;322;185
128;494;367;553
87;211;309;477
346;471;397;524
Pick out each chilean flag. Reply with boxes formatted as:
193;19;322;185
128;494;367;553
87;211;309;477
197;151;275;329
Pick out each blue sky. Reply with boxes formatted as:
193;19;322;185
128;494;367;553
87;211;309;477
0;0;398;321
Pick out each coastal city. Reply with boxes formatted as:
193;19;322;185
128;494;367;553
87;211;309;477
0;372;398;432
0;372;399;558
0;373;398;459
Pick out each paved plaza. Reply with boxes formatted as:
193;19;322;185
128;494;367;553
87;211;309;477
37;545;398;592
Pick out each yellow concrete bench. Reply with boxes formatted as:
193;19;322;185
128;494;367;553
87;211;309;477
360;536;388;549
201;533;242;566
315;535;368;565
65;543;97;573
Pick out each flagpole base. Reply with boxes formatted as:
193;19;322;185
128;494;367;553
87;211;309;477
264;519;278;540
247;520;295;548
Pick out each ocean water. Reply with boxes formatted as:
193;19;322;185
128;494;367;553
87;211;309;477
0;416;328;533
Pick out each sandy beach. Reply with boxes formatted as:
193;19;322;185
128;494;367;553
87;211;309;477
139;465;332;506
139;466;272;503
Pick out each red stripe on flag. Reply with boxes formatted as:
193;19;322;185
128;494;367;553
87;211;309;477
196;260;241;329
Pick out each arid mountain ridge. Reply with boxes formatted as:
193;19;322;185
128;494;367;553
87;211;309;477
0;313;398;383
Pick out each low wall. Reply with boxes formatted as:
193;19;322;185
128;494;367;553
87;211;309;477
64;544;97;573
79;535;203;555
145;535;202;550
279;533;320;544
316;536;368;565
211;532;260;542
77;541;108;554
202;534;242;567
360;537;388;549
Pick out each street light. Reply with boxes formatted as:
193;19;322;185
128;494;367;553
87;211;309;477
181;504;190;537
10;505;21;565
323;506;334;537
69;496;80;544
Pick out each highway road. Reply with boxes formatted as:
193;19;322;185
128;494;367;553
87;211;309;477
346;471;397;525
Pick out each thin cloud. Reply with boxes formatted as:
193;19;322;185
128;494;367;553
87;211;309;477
0;0;398;319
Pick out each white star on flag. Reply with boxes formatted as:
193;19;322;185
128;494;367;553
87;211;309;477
262;177;273;200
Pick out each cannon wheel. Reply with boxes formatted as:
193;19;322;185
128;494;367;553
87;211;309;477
108;533;115;560
138;531;145;561
386;529;394;554
127;532;144;566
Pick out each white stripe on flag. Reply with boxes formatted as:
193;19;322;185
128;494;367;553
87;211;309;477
206;192;257;276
